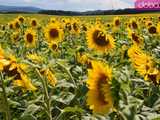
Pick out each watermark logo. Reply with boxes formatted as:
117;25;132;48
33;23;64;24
135;0;160;10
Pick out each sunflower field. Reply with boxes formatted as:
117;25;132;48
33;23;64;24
0;14;160;120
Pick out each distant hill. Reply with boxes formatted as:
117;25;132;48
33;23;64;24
0;5;42;13
0;5;159;15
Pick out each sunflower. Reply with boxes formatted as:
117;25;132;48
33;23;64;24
24;28;37;47
40;68;57;86
72;20;80;34
44;23;64;43
30;18;38;27
128;30;143;46
18;16;25;23
145;20;152;27
13;19;20;29
113;17;120;27
86;61;113;114
8;22;14;29
87;25;115;52
13;72;37;91
12;32;20;43
48;42;58;51
130;18;139;29
148;26;157;34
128;45;155;79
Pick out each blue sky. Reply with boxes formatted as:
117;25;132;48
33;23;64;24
0;0;134;11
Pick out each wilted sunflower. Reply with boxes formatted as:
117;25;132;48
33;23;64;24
44;23;64;43
24;28;37;47
148;26;157;34
86;61;113;114
87;25;115;52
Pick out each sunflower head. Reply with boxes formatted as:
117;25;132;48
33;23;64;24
24;28;37;47
44;23;64;43
48;42;58;51
148;26;157;34
128;30;143;46
86;61;113;114
31;18;38;27
18;16;25;23
87;25;115;52
113;17;120;27
8;22;14;29
72;20;80;34
130;18;139;29
13;20;20;29
12;32;20;43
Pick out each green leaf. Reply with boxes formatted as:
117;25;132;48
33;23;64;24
20;114;37;120
63;106;84;113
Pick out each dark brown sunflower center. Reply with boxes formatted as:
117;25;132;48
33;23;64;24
49;28;59;39
97;74;109;105
19;17;24;23
15;22;20;29
132;22;138;29
73;23;78;31
51;44;57;50
148;26;157;34
9;24;13;29
26;33;33;43
32;20;37;26
93;30;109;46
115;20;120;26
132;33;140;44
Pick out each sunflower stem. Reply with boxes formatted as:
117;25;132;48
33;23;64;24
0;72;11;120
56;62;77;88
35;69;52;120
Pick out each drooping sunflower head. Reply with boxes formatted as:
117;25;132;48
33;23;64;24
86;61;113;114
44;23;64;43
87;25;115;52
24;28;37;47
148;26;157;34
